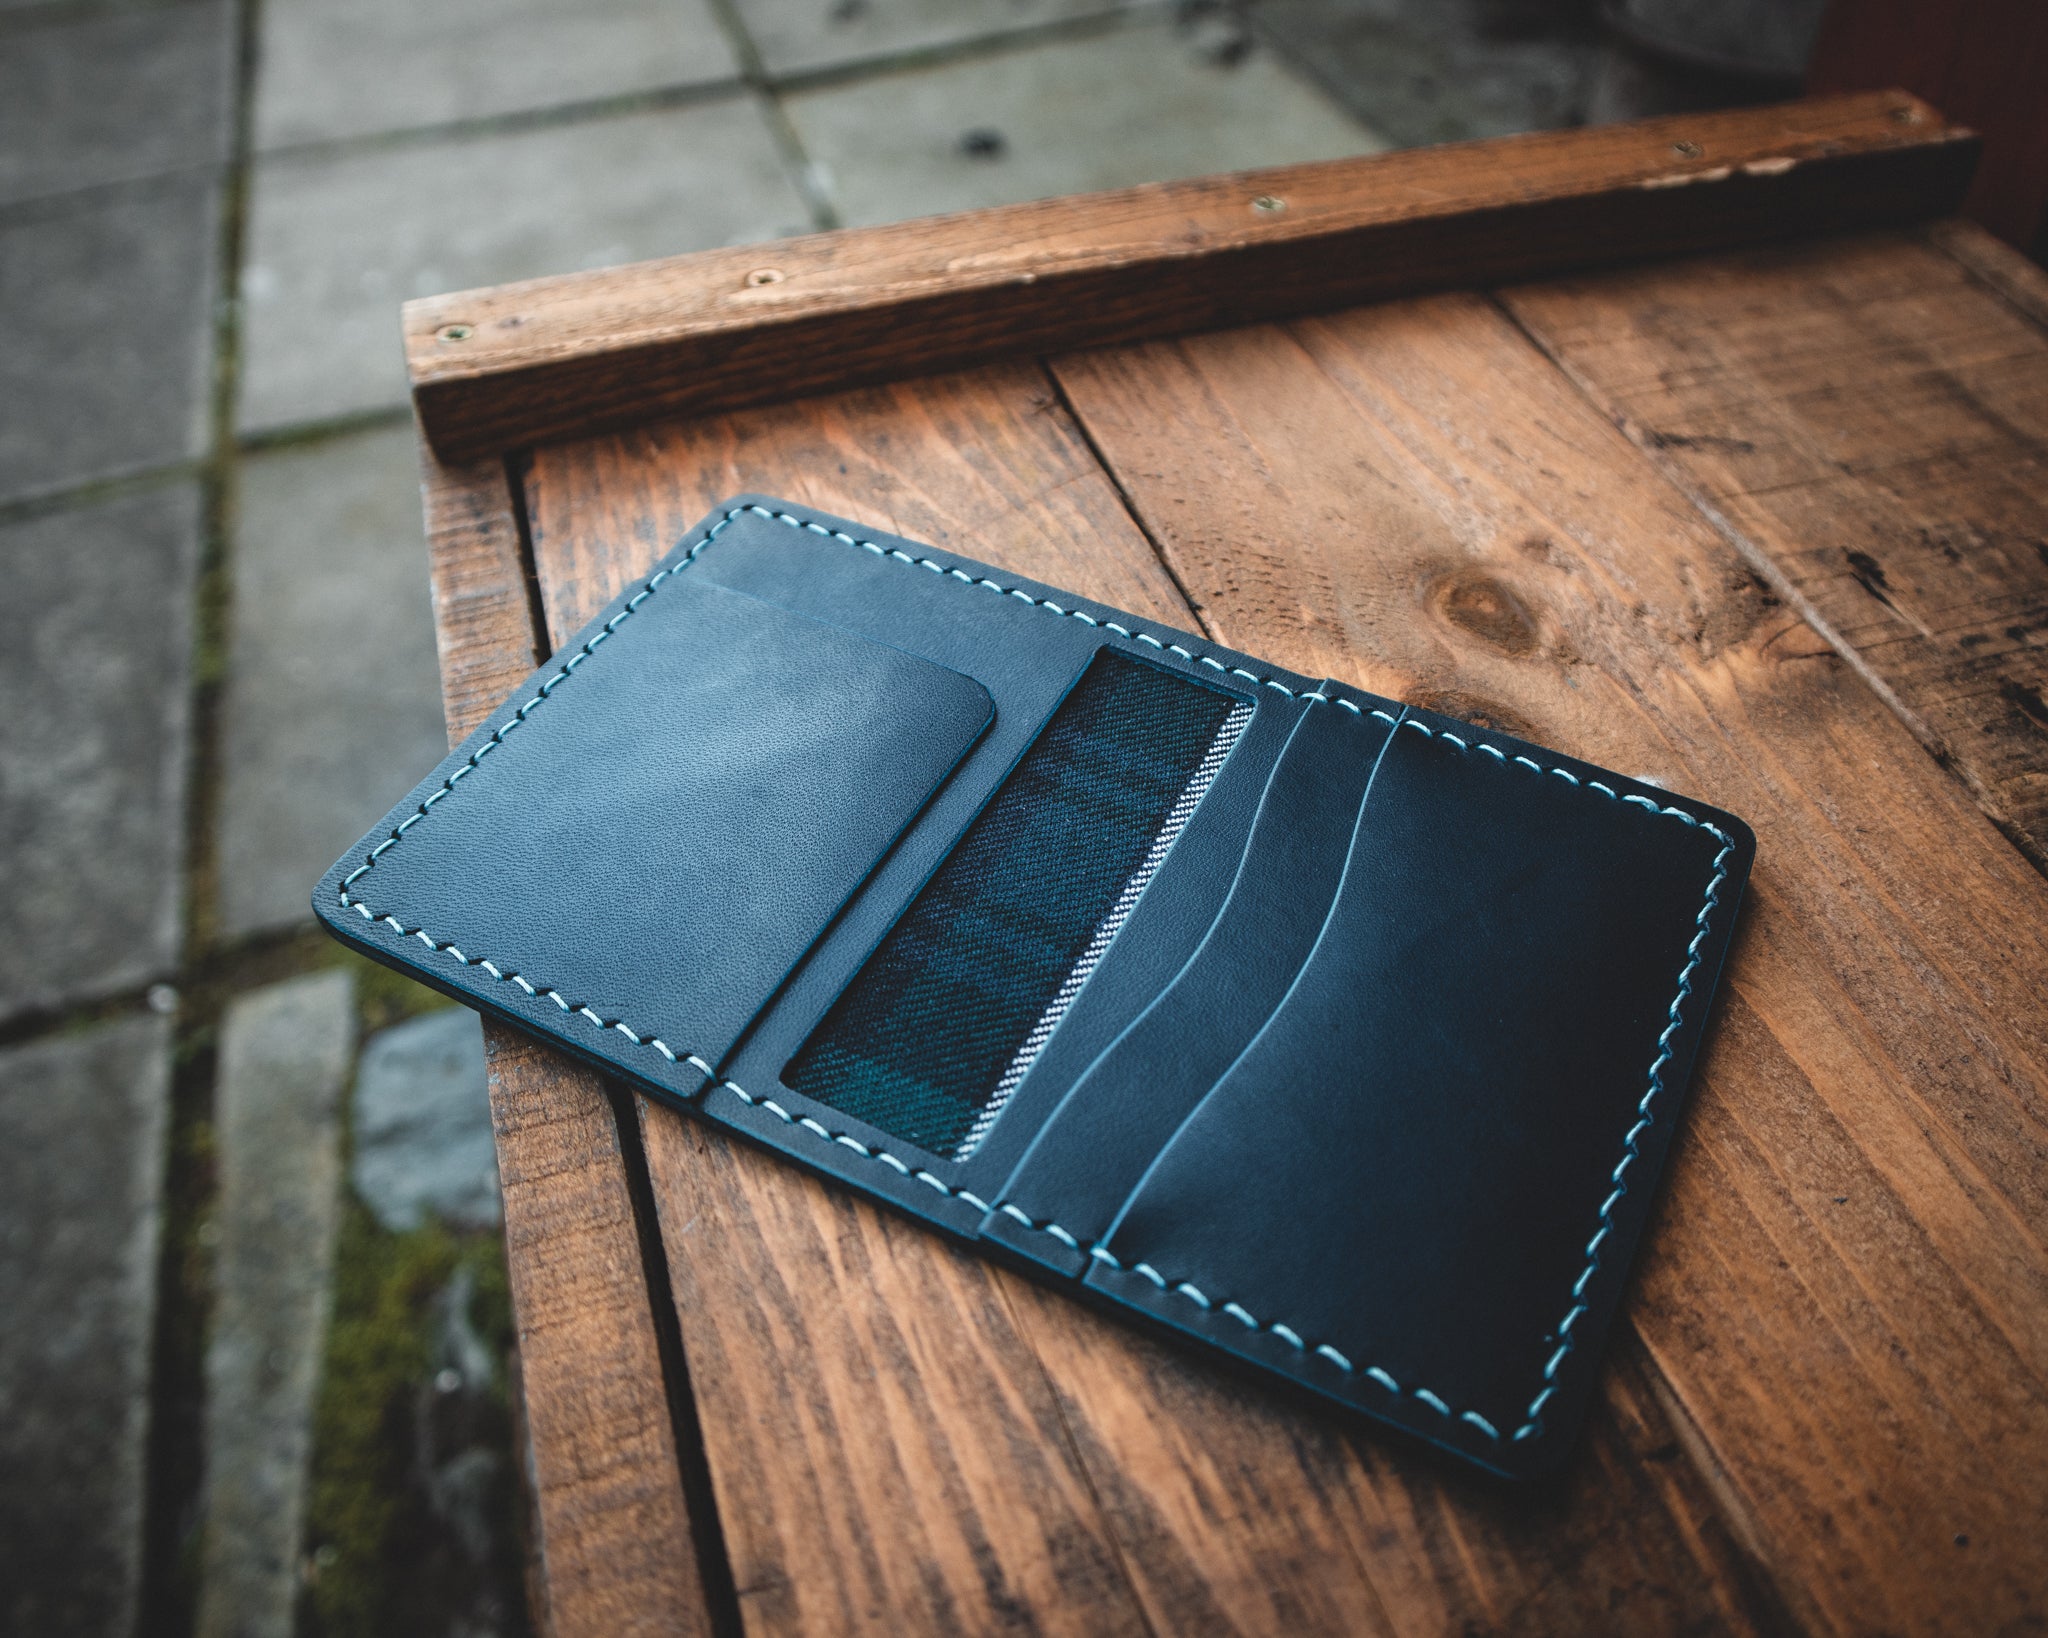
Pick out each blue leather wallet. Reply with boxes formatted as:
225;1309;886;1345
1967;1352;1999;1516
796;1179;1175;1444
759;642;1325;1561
316;495;1753;1480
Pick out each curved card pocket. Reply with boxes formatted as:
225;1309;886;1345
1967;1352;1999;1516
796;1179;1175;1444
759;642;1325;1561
1085;718;1739;1464
945;686;1299;1182
781;649;1250;1157
986;694;1396;1263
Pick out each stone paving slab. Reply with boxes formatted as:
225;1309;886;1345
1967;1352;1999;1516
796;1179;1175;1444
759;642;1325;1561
198;968;355;1638
253;0;740;150
1254;0;1598;148
216;423;450;935
787;19;1384;228
0;179;221;503
0;485;200;1020
353;1007;501;1233
0;1014;173;1638
236;96;812;433
731;0;1130;77
0;0;235;206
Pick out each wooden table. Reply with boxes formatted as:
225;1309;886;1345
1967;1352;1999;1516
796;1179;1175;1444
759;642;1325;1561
400;92;2048;1635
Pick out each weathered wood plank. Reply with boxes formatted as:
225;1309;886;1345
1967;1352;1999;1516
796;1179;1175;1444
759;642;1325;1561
408;92;1975;461
417;441;543;744
996;1274;1784;1636
481;1038;710;1638
520;368;1187;662
1497;230;2048;871
416;445;710;1638
524;366;1782;1637
1049;292;2048;1633
1928;216;2048;329
526;368;1166;1638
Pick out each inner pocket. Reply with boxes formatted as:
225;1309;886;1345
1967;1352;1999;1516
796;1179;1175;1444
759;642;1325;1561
783;649;1251;1157
1088;720;1732;1431
989;694;1396;1245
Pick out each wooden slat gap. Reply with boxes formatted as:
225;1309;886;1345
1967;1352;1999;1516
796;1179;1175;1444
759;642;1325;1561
496;445;742;1629
503;447;556;662
417;444;715;1636
1035;359;1219;647
1623;1321;1800;1629
611;1088;746;1638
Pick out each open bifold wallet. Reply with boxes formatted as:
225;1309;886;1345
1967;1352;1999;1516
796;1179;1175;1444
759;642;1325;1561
317;495;1753;1480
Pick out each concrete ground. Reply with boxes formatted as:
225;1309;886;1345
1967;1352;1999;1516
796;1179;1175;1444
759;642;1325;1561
0;1;1766;1633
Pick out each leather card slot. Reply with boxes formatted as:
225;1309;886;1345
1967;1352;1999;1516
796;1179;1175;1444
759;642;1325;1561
325;575;993;1072
780;648;1252;1159
983;692;1397;1269
949;685;1300;1186
1080;719;1738;1464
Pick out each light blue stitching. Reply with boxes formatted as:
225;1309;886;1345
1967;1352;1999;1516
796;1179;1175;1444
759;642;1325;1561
1391;713;1735;1441
338;502;1364;916
338;500;1732;1450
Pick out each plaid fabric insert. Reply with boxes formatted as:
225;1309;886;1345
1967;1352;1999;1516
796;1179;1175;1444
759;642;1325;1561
783;650;1246;1156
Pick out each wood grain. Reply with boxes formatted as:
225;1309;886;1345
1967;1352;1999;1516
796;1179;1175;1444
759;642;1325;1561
1497;230;2048;871
416;440;542;744
994;1274;1784;1636
1928;216;2048;330
416;445;711;1638
482;1037;710;1638
407;92;1975;461
523;368;1789;1636
1049;288;2048;1632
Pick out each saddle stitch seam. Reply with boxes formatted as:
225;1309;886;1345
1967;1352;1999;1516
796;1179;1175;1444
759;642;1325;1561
336;500;1730;1450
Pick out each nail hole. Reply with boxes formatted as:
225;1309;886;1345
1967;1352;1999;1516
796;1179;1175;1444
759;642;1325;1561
435;323;473;343
745;267;785;287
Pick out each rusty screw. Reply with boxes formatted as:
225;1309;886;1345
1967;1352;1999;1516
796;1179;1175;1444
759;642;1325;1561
1251;194;1286;216
745;267;786;287
435;323;473;343
1671;140;1702;158
1891;104;1922;124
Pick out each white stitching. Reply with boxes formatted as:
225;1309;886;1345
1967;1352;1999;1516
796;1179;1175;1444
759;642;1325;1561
337;500;1733;1450
338;503;1361;925
954;698;1252;1159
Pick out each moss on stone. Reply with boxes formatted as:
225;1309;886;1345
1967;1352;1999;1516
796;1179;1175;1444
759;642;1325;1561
300;1202;521;1637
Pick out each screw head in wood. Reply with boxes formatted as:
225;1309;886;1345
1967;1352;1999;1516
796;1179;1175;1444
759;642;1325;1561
436;323;474;343
1671;140;1702;158
1251;195;1286;216
1891;104;1922;124
745;267;786;287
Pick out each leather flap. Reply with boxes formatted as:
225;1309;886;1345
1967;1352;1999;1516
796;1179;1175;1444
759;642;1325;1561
318;574;991;1069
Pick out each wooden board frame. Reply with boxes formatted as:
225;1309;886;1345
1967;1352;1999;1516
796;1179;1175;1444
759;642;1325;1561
406;91;1976;462
404;95;2048;1636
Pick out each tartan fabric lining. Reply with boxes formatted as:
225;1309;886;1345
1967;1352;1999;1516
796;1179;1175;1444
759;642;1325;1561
783;651;1244;1155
